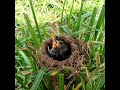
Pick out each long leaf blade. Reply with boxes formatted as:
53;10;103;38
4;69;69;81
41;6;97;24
61;0;66;25
94;5;105;40
85;7;97;41
24;13;40;48
68;0;74;27
19;50;31;66
29;58;38;75
30;68;45;90
75;0;83;31
59;74;64;90
29;0;42;43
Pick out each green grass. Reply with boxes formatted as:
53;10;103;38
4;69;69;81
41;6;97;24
15;0;105;90
30;68;45;90
59;74;64;90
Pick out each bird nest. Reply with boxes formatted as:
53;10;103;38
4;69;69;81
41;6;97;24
38;35;89;71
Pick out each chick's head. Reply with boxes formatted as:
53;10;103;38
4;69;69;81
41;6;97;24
52;40;60;48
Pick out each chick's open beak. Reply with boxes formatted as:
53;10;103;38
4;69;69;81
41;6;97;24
51;34;56;40
52;41;60;48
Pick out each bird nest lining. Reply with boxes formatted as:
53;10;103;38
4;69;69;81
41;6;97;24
38;35;89;70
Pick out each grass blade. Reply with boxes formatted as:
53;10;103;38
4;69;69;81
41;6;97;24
90;41;104;44
75;0;83;31
42;27;49;39
70;28;86;37
93;75;105;90
95;51;101;68
29;0;42;43
38;81;46;90
86;82;92;90
30;68;45;90
24;13;40;48
86;75;98;90
60;25;72;34
29;58;38;75
81;12;92;19
96;21;105;41
19;50;31;66
15;74;28;89
67;0;74;27
75;75;81;86
61;0;66;25
15;37;22;47
85;7;97;41
74;82;82;90
16;50;27;69
59;74;64;90
44;72;54;89
94;5;105;40
80;76;85;90
101;45;105;62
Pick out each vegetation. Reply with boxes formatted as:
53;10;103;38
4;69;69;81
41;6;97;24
15;0;105;90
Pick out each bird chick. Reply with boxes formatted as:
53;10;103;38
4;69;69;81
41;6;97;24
48;40;60;59
48;34;69;60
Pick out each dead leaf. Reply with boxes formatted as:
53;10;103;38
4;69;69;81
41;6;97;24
51;70;59;76
21;70;32;75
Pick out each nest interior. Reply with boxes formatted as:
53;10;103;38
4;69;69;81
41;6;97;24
47;36;72;60
38;35;89;71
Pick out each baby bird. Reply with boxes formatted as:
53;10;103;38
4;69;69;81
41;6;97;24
48;34;69;60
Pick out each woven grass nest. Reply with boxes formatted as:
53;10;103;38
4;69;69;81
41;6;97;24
38;35;89;71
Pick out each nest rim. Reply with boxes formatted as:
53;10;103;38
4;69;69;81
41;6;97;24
38;35;88;70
